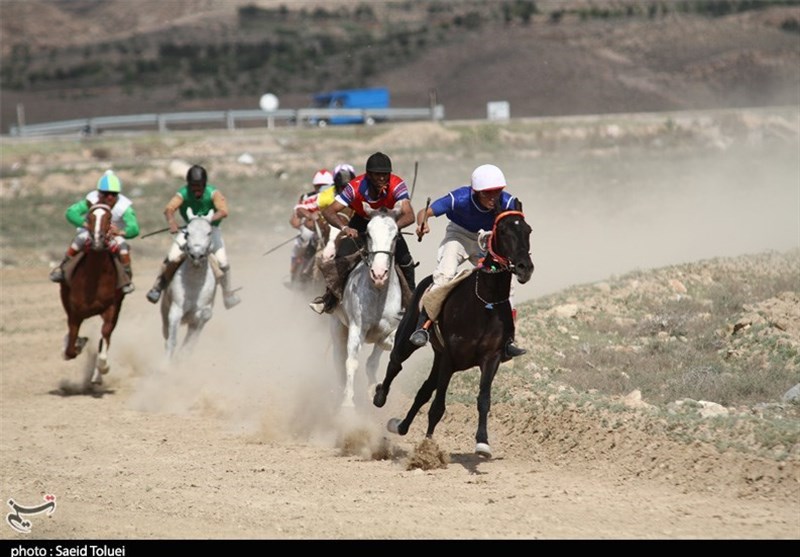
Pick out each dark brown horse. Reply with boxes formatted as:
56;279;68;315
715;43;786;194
373;207;534;457
59;203;125;385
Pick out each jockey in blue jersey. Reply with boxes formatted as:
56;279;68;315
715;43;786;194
411;164;527;360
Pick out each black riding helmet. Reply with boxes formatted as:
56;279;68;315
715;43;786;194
186;165;208;186
365;152;392;173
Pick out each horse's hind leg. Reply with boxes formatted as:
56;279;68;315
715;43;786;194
387;352;441;436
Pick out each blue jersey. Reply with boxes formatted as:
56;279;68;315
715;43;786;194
429;186;517;233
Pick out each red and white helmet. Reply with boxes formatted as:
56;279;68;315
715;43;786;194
312;169;334;187
471;164;506;192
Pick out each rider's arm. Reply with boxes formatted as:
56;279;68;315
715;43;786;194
65;199;90;228
321;199;350;230
210;190;229;223
395;199;416;230
164;194;184;233
120;206;140;239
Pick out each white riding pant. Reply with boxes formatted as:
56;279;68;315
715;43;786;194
291;226;316;258
167;227;229;269
70;229;129;255
431;221;515;306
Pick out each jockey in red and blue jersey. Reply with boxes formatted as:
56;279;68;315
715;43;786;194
311;152;417;314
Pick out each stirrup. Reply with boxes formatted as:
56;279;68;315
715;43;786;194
309;300;325;315
49;267;65;283
409;328;429;347
146;288;161;304
121;282;135;295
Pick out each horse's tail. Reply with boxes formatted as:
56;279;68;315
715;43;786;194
393;273;433;349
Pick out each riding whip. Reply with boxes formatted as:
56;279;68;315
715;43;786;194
418;197;431;243
140;227;171;239
262;234;299;256
409;161;419;200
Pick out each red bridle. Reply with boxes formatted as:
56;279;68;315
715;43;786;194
486;210;525;269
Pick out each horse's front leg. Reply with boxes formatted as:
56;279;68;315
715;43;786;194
364;344;384;403
63;316;84;360
164;303;182;359
474;357;501;458
93;306;119;381
342;326;364;409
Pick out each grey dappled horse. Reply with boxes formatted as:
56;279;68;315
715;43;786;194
329;207;404;408
160;208;217;360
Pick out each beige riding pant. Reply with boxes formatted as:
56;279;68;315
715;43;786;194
167;227;229;268
431;221;515;305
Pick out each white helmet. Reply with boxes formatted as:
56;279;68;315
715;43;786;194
471;164;506;191
312;169;334;187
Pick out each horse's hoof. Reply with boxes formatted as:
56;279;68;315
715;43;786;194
90;370;103;385
475;443;492;458
387;418;402;435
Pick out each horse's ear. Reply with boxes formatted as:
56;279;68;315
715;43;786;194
204;211;214;222
187;207;195;220
362;203;375;218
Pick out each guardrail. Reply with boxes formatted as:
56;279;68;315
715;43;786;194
8;105;445;137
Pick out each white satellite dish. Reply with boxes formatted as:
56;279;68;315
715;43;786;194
259;93;279;112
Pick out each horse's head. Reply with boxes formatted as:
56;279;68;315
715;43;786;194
183;208;214;265
488;209;534;284
85;204;113;252
363;206;400;288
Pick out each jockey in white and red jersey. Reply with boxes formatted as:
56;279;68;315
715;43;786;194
311;152;417;314
288;169;334;283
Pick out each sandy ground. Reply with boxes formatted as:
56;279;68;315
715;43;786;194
1;119;799;541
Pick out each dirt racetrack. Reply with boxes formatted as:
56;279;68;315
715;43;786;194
1;116;799;541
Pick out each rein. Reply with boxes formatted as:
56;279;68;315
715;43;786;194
485;210;525;270
474;209;525;309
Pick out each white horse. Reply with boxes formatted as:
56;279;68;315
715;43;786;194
160;208;217;360
329;207;404;408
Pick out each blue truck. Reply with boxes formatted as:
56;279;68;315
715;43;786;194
308;87;390;127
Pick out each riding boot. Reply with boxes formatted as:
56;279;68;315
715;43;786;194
119;252;135;294
146;258;181;304
121;264;135;294
309;288;337;315
220;266;241;310
501;339;527;362
409;308;431;347
399;261;416;292
49;247;79;283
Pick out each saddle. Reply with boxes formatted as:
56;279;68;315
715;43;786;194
63;252;131;290
316;250;413;309
420;268;473;321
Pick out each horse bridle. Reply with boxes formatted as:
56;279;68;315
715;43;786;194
485;210;526;271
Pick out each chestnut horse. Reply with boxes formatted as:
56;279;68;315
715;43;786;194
59;203;125;385
373;206;534;457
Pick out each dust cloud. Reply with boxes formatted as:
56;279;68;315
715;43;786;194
98;133;798;451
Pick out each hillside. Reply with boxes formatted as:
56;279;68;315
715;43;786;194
1;0;798;133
